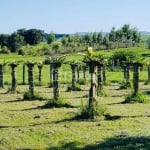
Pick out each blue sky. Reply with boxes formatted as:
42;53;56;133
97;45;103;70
0;0;150;34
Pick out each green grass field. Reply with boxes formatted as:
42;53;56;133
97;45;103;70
1;46;150;149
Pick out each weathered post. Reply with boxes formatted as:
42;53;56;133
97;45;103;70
52;63;61;100
102;65;106;85
126;63;130;83
147;66;150;84
49;63;53;87
37;64;43;86
70;63;77;90
9;64;18;92
83;65;87;83
88;61;98;118
0;64;4;88
133;63;141;95
97;64;103;96
27;63;34;98
22;64;26;85
77;65;80;83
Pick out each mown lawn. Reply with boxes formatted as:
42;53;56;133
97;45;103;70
0;46;150;149
0;79;150;149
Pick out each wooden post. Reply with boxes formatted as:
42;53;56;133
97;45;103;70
52;63;61;100
133;63;140;95
126;63;130;83
123;65;127;79
22;64;25;85
0;64;4;88
83;65;87;83
97;64;103;96
49;64;53;87
27;64;34;98
148;66;150;83
102;65;106;85
70;64;77;89
38;65;42;86
77;65;80;83
10;64;17;92
89;62;97;118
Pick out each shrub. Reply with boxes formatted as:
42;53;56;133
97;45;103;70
23;91;44;100
77;79;86;85
97;89;108;97
124;92;149;103
119;81;131;89
43;97;72;108
66;84;82;92
48;82;53;88
77;100;109;119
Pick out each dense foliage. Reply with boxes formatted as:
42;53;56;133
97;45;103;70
0;24;141;55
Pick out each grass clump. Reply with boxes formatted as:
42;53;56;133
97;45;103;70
23;91;44;100
76;100;109;119
66;84;82;92
124;92;149;103
97;89;108;97
77;79;86;85
43;97;72;108
48;82;53;88
6;87;20;94
119;81;131;89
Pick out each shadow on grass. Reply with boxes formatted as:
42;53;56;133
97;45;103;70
107;102;123;105
2;98;23;103
53;113;150;123
46;136;150;150
144;90;150;95
21;104;77;111
46;141;81;150
8;104;77;111
52;111;102;123
85;136;150;150
105;114;150;121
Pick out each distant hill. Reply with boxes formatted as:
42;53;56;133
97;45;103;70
43;31;150;41
44;33;69;40
140;31;150;35
75;32;108;36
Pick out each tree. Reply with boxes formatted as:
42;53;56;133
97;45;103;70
46;55;66;100
132;28;141;46
82;48;104;118
122;24;132;47
109;27;116;42
97;32;103;45
115;29;123;47
103;34;109;49
146;38;150;49
47;32;55;44
52;41;62;54
84;33;92;45
61;36;68;47
24;29;44;45
92;32;97;44
0;34;9;47
17;28;26;37
51;56;66;100
8;33;24;52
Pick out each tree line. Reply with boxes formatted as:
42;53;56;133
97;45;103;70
0;24;141;55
